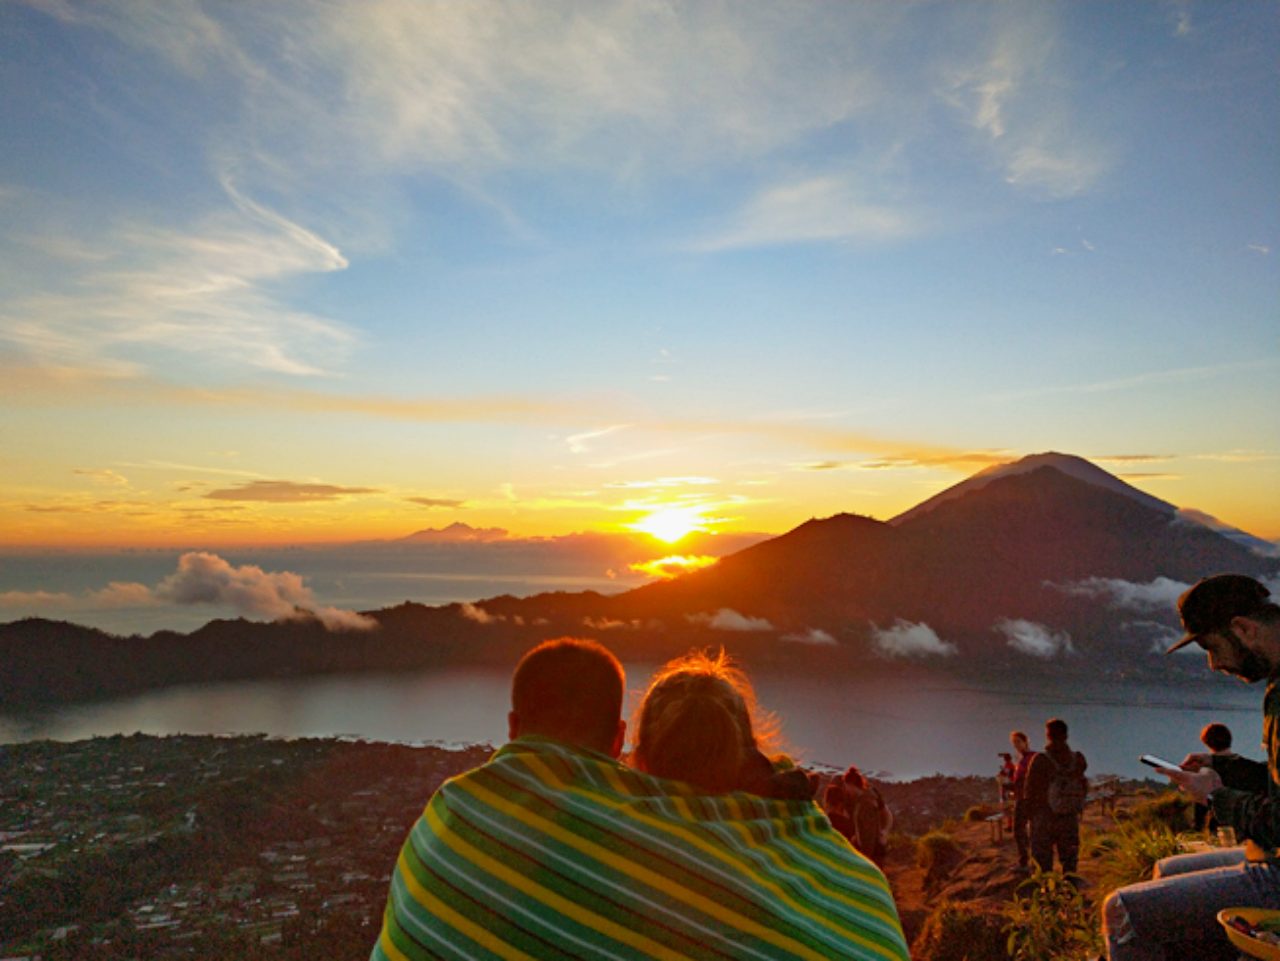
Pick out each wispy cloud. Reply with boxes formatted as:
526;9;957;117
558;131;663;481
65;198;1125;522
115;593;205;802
406;496;466;509
1051;576;1188;611
3;179;353;378
941;11;1108;198
73;468;129;486
204;481;380;503
987;359;1280;402
691;175;916;252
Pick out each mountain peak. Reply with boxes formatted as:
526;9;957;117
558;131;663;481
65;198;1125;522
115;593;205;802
888;452;1174;526
398;522;509;544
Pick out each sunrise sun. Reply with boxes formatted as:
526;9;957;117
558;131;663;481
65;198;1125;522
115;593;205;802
631;505;707;544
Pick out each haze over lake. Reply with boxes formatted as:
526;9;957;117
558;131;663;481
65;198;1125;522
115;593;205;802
0;664;1259;782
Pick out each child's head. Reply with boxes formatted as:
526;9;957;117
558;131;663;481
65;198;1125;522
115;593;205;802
632;649;774;794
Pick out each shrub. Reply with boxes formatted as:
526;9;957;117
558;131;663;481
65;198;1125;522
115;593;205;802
1090;820;1186;894
1004;868;1101;961
1115;791;1194;834
965;804;998;822
913;900;1008;961
917;829;966;891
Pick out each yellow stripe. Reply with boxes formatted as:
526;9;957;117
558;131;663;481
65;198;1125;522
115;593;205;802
517;752;903;961
396;847;537;961
378;924;410;961
424;803;685;960
464;775;839;961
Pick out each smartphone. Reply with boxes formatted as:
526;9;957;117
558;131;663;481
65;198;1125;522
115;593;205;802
1140;754;1182;772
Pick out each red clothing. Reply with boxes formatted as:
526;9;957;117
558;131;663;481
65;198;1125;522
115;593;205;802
1011;750;1035;799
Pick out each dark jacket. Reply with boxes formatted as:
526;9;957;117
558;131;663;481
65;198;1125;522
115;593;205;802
1023;741;1087;817
1211;677;1280;854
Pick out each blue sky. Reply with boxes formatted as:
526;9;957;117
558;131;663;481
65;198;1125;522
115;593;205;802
1;0;1277;560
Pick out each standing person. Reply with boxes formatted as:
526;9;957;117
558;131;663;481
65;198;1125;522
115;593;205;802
1103;575;1280;961
1185;721;1268;831
840;765;892;869
1023;718;1087;876
1009;730;1036;870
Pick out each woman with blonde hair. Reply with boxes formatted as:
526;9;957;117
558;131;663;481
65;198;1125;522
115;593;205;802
631;649;812;798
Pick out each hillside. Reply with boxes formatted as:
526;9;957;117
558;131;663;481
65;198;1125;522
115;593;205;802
2;453;1275;708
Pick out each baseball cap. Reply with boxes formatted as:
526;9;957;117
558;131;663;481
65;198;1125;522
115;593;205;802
1166;574;1273;654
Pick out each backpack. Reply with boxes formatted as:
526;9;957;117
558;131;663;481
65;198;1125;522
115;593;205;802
1044;751;1086;816
847;784;888;865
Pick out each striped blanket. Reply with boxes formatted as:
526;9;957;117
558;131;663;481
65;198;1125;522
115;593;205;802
372;736;909;961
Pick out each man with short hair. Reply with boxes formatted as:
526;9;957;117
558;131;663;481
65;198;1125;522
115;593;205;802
1186;721;1268;831
1102;574;1280;961
371;637;909;961
1023;718;1087;875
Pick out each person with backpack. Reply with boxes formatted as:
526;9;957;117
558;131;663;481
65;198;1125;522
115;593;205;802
1023;717;1088;876
840;765;892;868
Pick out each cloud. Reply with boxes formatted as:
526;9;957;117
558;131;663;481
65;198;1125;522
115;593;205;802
156;551;375;630
406;496;465;509
1091;454;1175;464
871;620;958;658
459;602;497;624
0;553;371;630
996;618;1074;658
204;481;380;502
582;616;640;631
0;589;77;609
3;179;354;378
692;175;916;252
1051;576;1189;611
941;12;1108;198
781;628;837;646
74;468;129;486
566;425;629;454
1247;244;1271;255
630;554;718;580
686;608;774;632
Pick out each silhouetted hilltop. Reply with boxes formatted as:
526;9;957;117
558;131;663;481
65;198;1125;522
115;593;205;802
2;453;1275;708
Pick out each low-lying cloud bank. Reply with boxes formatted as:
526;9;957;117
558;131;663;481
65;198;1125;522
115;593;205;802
686;609;774;631
781;628;836;646
1050;576;1189;611
871;620;957;658
0;552;375;632
996;618;1073;658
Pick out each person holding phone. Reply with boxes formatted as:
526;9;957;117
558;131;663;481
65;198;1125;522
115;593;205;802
1102;575;1280;961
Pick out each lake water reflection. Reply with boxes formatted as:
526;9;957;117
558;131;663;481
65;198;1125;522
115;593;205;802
0;666;1261;781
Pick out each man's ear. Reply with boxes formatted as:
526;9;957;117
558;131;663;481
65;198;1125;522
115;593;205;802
508;710;520;742
608;719;626;759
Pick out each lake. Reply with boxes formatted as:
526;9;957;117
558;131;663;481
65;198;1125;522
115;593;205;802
0;665;1262;781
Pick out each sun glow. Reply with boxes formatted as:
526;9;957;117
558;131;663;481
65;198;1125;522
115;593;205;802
630;554;719;580
630;505;708;544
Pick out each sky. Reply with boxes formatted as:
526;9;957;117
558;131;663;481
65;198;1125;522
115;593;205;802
2;0;1278;564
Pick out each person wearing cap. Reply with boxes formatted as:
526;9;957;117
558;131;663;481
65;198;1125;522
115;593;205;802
1101;574;1280;961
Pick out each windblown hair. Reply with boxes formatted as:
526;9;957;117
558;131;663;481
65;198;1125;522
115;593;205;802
510;637;624;754
632;649;778;794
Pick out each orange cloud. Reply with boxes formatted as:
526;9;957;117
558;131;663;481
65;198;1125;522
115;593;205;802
204;480;380;502
630;554;718;580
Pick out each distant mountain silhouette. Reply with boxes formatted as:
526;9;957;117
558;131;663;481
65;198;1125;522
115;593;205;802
3;453;1275;707
399;522;509;543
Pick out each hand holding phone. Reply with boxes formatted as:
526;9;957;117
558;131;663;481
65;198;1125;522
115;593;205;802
1140;754;1182;772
